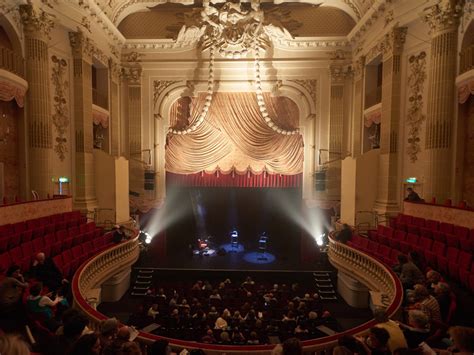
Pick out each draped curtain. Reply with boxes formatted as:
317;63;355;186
165;92;304;175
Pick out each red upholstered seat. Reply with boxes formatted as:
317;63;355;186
424;241;445;268
79;224;87;234
407;224;420;235
439;222;454;234
369;225;384;241
437;247;460;275
56;230;67;240
45;224;55;235
389;249;401;266
400;233;419;254
32;237;45;255
63;237;73;251
448;251;472;281
425;219;439;231
13;222;26;234
432;230;447;243
71;245;83;259
9;246;23;261
82;241;94;258
86;222;96;233
32;226;45;239
0;252;13;272
460;238;474;252
469;274;474;293
68;226;79;239
415;237;433;255
55;221;67;231
21;230;33;244
0;224;13;237
21;241;34;260
459;264;474;288
368;241;380;255
377;245;391;264
419;228;433;239
0;237;8;253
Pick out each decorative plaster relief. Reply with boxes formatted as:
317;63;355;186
289;79;317;105
50;55;69;162
406;51;427;163
153;80;179;118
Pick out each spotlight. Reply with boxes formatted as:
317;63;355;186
316;234;325;246
139;230;153;245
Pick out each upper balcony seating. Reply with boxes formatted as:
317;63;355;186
0;211;115;281
351;214;474;293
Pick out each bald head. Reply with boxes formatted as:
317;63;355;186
36;252;46;264
117;326;130;341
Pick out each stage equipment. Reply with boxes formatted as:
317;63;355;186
230;230;239;251
258;233;268;260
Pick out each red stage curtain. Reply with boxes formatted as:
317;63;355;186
166;172;302;188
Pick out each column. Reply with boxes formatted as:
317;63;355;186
20;4;55;198
69;30;97;211
122;67;143;196
351;56;365;157
374;26;407;214
327;64;348;200
422;0;463;202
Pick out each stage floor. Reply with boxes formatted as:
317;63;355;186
139;242;326;272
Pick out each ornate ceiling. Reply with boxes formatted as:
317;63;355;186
93;0;376;29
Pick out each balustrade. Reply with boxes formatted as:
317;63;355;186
0;46;25;78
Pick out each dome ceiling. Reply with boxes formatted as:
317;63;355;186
118;3;356;39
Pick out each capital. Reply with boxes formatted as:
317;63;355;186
422;0;464;36
69;29;95;61
121;67;142;85
19;4;55;40
109;59;122;82
330;64;350;84
382;26;407;59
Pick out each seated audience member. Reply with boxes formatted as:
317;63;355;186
69;333;102;355
215;309;230;329
112;225;128;243
99;317;119;349
425;270;442;292
408;251;425;273
412;284;442;322
399;310;431;349
336;224;353;244
247;331;260;345
209;289;222;301
373;308;408;352
219;331;231;344
26;282;65;329
148;303;159;319
432;282;451;321
396;254;424;289
103;326;132;355
441;326;474;355
404;187;422;202
337;335;366;354
149;339;171;355
30;252;66;291
357;327;391;355
0;265;28;310
55;308;92;336
201;329;216;343
272;337;303;355
121;341;142;355
0;334;30;355
231;327;246;344
47;313;90;355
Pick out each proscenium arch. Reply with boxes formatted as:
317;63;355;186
153;80;315;197
0;14;23;55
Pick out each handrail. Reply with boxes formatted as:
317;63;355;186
0;46;25;78
72;232;403;354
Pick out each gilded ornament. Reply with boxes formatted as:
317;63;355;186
51;55;69;161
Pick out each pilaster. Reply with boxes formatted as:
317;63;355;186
422;0;463;202
374;26;407;214
20;4;55;198
351;56;365;157
110;60;121;157
69;30;98;211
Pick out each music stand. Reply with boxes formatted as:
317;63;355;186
258;234;268;260
230;230;239;252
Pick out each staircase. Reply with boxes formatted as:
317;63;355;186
130;267;154;296
313;270;337;300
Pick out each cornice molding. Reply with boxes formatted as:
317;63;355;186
348;1;388;45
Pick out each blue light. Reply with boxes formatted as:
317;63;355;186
406;177;417;183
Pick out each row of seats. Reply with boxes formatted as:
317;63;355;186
0;210;85;237
367;226;473;283
0;221;104;273
0;221;99;254
388;214;474;250
352;229;474;293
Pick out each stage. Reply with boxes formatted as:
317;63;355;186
140;187;327;271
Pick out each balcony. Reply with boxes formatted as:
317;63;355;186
0;46;24;78
92;88;108;110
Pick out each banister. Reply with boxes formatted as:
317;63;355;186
72;231;403;354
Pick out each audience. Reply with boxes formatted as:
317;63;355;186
69;333;102;355
373;307;408;352
394;254;424;290
0;333;30;355
357;327;391;355
411;284;442;323
0;265;28;313
399;310;431;349
26;282;65;330
30;252;67;291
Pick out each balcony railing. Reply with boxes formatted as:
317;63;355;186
72;232;403;354
364;86;382;109
0;46;25;78
92;88;109;110
460;44;474;75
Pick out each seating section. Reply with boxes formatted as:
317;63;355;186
349;213;474;293
0;211;113;279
